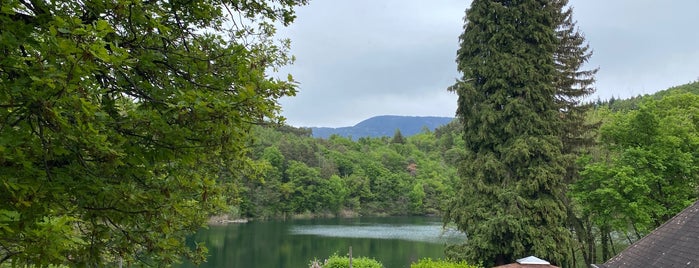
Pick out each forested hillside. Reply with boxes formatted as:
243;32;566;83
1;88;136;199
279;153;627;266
232;120;464;218
595;81;699;111
230;82;699;223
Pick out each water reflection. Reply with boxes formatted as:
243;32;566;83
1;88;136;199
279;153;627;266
290;219;465;244
177;217;465;268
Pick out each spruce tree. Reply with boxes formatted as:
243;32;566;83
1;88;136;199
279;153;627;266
554;0;598;156
392;129;406;144
445;0;572;266
552;1;599;266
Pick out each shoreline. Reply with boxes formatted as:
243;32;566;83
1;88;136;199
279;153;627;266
207;209;442;225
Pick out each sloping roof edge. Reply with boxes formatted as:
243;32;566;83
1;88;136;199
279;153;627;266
517;256;550;265
600;199;699;267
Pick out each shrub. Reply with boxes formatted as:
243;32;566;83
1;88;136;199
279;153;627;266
313;253;384;268
410;258;481;268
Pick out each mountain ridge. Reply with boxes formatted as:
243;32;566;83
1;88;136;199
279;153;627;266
310;115;454;139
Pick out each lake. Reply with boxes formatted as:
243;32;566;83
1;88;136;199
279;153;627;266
176;216;466;268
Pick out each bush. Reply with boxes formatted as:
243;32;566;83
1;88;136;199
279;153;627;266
312;253;384;268
410;258;481;268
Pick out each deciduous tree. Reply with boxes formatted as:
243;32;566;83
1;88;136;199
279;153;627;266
0;0;305;265
572;93;699;260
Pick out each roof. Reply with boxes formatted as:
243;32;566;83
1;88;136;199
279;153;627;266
517;256;550;265
594;200;699;268
493;256;560;268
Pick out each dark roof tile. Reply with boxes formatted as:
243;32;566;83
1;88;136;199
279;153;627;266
599;200;699;268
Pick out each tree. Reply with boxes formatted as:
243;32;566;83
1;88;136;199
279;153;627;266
238;146;287;218
409;183;426;214
551;1;600;266
287;161;323;212
445;0;571;266
0;0;306;266
553;0;598;167
391;129;406;144
572;94;699;260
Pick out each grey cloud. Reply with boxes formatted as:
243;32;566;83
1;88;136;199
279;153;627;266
571;0;699;98
278;0;699;127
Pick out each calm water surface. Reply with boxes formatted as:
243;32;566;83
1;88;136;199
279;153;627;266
177;217;465;268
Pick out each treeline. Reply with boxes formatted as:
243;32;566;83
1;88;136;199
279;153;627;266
590;80;699;112
232;121;465;219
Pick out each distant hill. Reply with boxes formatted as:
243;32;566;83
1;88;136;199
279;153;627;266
311;115;454;139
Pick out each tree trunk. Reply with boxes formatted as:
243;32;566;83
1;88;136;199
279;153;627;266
569;213;593;267
600;225;611;261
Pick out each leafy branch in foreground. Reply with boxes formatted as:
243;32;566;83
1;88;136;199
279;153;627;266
0;0;306;266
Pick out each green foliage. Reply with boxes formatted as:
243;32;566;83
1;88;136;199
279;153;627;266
571;92;699;257
409;183;426;213
599;81;699;112
238;123;460;218
410;258;481;268
391;129;406;144
0;0;305;265
320;254;383;268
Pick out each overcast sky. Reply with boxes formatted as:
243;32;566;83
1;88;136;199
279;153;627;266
275;0;699;127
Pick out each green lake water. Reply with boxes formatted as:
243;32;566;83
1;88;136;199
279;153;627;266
176;217;466;268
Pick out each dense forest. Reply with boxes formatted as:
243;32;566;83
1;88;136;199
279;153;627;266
235;121;463;218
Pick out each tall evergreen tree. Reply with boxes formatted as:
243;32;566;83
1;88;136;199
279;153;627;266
551;1;599;266
445;0;572;266
392;129;406;144
554;0;598;153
